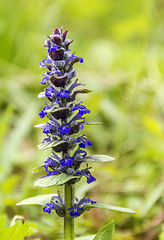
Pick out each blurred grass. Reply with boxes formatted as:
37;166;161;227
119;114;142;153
0;0;164;239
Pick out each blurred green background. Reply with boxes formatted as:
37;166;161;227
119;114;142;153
0;0;164;239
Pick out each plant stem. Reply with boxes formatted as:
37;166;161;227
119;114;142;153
64;184;75;240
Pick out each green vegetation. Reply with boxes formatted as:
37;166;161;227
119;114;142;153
0;0;164;239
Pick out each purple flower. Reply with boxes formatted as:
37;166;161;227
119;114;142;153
43;202;54;213
39;106;47;118
60;156;74;167
56;89;70;99
47;44;59;53
67;196;96;217
40;75;50;85
76;136;92;148
58;123;71;134
77;56;83;63
44;157;60;171
39;57;53;68
72;105;90;116
77;169;96;184
42;125;51;134
45;87;57;98
65;54;83;66
43;192;65;217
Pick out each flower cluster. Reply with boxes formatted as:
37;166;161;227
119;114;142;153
43;192;96;217
37;27;96;185
43;191;65;217
37;27;96;217
68;196;97;217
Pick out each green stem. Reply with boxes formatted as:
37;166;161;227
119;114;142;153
64;184;75;240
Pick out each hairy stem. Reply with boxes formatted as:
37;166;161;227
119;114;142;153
64;184;75;240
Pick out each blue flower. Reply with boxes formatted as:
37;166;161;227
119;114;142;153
77;56;83;63
45;87;57;98
58;123;71;134
76;136;92;148
43;192;65;217
40;69;61;85
44;157;60;171
67;196;96;217
39;106;48;118
60;156;74;167
72;104;90;116
39;57;53;68
42;124;54;134
40;75;50;85
77;169;96;184
56;89;70;99
43;202;54;213
47;44;59;53
65;54;83;66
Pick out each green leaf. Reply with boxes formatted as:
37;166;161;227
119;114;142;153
93;220;115;240
16;194;56;206
80;155;115;162
34;173;80;187
83;203;136;214
0;221;32;240
38;140;67;151
76;235;95;240
31;165;44;173
0;214;7;229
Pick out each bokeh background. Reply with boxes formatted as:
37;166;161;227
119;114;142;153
0;0;164;239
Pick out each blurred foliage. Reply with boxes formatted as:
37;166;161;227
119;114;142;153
0;0;164;239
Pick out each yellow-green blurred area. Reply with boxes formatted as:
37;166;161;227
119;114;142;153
0;0;164;239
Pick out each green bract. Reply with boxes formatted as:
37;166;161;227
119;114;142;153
34;173;81;187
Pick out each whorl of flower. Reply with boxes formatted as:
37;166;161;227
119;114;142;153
43;194;96;218
43;192;65;217
67;196;97;217
38;27;95;185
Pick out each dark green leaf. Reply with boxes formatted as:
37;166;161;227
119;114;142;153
34;173;80;187
93;220;115;240
83;203;136;214
16;194;56;206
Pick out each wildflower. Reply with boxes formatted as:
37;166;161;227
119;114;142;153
43;157;60;171
43;203;54;214
43;192;65;217
58;123;71;134
67;196;96;217
38;106;48;118
60;156;74;167
56;89;70;98
77;169;96;184
72;104;90;116
77;136;92;148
